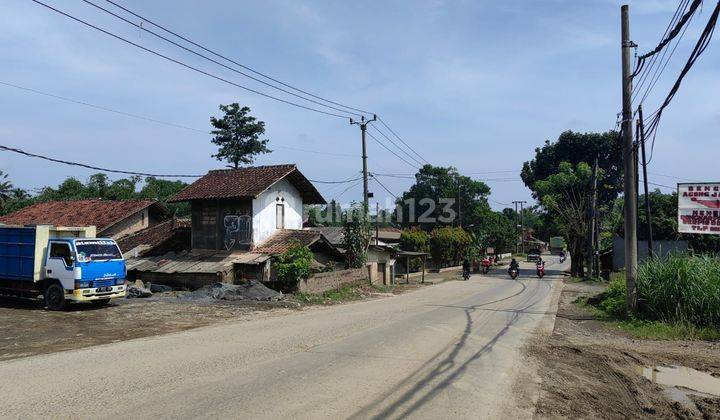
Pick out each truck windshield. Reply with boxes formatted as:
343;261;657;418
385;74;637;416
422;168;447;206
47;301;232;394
75;240;122;262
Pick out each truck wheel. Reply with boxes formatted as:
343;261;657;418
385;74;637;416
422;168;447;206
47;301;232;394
44;283;66;311
91;299;110;307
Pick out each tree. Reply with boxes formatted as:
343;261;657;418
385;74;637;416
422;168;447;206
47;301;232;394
0;171;12;208
139;177;189;216
210;103;271;168
477;212;517;254
522;131;623;277
342;204;371;268
395;165;491;230
429;226;471;267
534;162;594;276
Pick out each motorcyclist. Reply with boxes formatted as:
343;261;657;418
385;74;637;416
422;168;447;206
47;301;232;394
462;258;471;274
536;257;545;269
508;258;519;275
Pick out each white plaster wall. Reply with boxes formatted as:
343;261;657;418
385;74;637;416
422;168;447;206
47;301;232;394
252;178;303;246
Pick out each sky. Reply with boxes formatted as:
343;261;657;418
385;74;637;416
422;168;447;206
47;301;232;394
1;0;718;212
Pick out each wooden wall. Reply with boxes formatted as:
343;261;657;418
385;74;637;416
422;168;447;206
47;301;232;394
191;198;253;251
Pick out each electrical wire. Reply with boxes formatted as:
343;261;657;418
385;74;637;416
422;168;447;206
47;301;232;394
0;144;202;178
644;0;720;161
102;0;373;116
369;125;424;167
376;116;430;165
370;174;399;200
80;0;362;118
0;80;357;158
365;131;421;170
632;0;700;79
29;0;351;119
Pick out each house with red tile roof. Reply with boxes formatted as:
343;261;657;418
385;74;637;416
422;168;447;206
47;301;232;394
169;164;326;252
0;199;169;239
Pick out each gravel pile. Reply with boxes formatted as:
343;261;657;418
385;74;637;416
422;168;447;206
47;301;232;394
188;281;284;302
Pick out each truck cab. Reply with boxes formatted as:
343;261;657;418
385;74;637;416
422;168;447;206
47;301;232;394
43;238;127;309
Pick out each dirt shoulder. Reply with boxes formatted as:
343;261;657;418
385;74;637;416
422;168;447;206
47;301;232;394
528;279;720;419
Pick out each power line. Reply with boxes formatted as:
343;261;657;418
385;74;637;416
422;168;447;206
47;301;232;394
30;0;351;119
644;0;720;160
0;144;202;178
80;0;362;118
365;131;420;170
369;125;425;167
102;0;373;116
0;80;356;158
376;116;430;165
369;174;399;200
632;0;700;79
309;175;363;184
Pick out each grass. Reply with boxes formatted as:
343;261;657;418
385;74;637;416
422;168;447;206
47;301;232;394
582;254;720;340
293;284;365;305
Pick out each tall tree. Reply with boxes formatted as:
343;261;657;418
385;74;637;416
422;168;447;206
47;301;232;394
395;165;491;230
210;103;271;168
522;130;623;277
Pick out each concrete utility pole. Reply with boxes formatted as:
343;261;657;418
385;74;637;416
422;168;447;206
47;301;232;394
621;5;638;312
375;202;380;246
638;105;654;259
512;200;527;253
586;158;598;278
350;114;377;215
457;183;462;228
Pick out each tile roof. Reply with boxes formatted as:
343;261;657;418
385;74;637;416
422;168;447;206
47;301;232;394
310;226;344;246
0;199;165;234
116;218;191;254
169;164;325;204
253;229;324;255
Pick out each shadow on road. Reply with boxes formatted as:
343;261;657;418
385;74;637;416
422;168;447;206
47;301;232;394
350;276;554;419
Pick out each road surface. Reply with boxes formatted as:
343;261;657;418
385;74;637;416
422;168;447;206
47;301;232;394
0;259;565;419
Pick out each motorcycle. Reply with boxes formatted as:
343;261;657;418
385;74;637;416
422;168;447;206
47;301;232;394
509;267;519;279
481;259;492;274
536;263;545;279
462;269;471;280
559;254;567;263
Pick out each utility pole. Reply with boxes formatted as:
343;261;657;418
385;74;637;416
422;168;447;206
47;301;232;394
513;201;520;253
638;105;654;259
375;202;380;246
350;114;377;215
457;182;462;229
621;4;638;312
594;211;601;277
512;200;527;253
586;158;598;278
520;201;526;253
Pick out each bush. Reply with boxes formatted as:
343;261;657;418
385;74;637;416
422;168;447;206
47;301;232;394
429;227;471;267
597;277;628;319
400;227;429;271
273;240;313;290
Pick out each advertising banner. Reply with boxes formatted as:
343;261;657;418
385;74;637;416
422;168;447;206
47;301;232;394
678;182;720;235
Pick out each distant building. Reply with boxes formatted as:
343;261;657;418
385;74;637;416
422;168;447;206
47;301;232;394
0;199;168;239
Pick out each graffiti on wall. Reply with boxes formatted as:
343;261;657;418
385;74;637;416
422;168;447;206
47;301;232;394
223;215;251;250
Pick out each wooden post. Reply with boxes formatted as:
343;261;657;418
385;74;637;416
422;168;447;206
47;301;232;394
421;256;426;283
406;256;410;284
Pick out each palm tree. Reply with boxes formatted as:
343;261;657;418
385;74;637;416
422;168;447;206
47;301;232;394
0;171;12;206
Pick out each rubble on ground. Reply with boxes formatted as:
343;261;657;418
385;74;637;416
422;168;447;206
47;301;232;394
126;280;152;298
188;281;284;302
147;283;172;293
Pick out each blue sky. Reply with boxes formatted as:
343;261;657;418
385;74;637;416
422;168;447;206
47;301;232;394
1;0;718;211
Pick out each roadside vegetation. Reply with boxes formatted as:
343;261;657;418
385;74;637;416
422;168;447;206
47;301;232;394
587;254;720;340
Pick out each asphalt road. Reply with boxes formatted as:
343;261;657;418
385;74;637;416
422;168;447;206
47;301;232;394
0;259;565;419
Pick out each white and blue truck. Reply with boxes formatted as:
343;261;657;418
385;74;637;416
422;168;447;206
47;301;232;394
0;224;126;310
